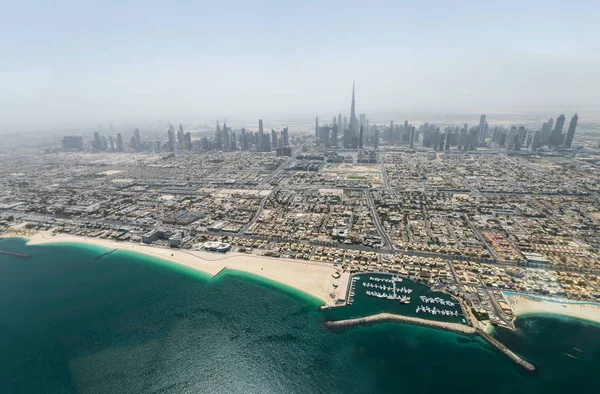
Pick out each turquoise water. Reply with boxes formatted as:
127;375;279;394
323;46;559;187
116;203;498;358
1;237;599;394
324;273;464;324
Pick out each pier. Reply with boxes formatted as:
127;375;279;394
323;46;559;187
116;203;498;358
210;267;227;279
0;250;30;258
325;313;536;373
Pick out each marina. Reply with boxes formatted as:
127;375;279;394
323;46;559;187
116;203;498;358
419;295;455;307
415;305;459;317
328;272;465;325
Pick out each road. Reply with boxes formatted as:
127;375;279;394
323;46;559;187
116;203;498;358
479;281;512;327
4;209;600;275
364;190;394;250
238;192;271;234
378;151;390;190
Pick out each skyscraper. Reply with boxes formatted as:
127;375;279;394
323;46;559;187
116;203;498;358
282;127;289;146
349;81;357;144
331;125;338;147
359;125;364;149
133;128;141;152
564;113;578;148
184;132;192;150
215;121;222;151
62;136;84;151
315;117;319;139
93;132;101;150
550;114;566;146
177;123;184;149
116;133;124;152
478;114;487;145
167;127;175;152
271;129;278;149
223;122;230;151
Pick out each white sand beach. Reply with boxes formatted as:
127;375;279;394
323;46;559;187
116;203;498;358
24;231;341;306
504;293;600;325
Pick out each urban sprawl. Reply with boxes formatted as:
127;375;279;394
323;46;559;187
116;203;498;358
1;83;599;329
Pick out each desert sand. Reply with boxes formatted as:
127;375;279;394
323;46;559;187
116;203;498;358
24;231;341;306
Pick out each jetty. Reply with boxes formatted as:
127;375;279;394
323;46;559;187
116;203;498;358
325;313;536;373
210;267;227;279
477;329;536;372
0;250;30;258
325;313;476;335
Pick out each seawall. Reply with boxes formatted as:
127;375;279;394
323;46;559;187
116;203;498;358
477;329;536;372
325;313;536;373
325;313;476;335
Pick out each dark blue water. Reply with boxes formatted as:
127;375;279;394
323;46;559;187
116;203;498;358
1;237;599;393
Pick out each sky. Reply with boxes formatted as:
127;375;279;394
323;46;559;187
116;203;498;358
1;0;600;129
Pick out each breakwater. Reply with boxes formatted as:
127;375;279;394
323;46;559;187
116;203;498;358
325;313;476;335
477;329;536;372
0;249;30;258
325;313;536;372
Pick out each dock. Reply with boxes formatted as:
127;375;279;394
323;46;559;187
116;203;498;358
0;250;30;258
337;272;351;304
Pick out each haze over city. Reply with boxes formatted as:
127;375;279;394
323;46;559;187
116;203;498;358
2;0;600;130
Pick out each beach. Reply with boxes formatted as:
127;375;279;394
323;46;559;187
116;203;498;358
23;231;341;306
504;293;600;325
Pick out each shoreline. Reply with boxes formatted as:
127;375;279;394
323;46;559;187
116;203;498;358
11;231;341;306
503;292;600;326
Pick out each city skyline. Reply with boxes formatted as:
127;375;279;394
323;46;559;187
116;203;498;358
2;1;600;128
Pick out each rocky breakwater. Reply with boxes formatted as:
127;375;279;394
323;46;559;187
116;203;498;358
477;329;536;372
325;313;536;373
325;313;477;335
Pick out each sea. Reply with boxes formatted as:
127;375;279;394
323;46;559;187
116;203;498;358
1;237;599;394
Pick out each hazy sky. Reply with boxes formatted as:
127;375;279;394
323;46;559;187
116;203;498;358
2;0;600;127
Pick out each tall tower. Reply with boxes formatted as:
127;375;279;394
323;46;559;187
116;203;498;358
167;127;175;152
551;114;566;146
133;128;141;152
177;123;184;149
315;117;319;139
349;81;357;141
478;114;487;145
116;133;124;152
564;113;578;148
215;121;222;151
